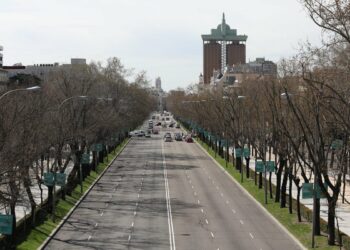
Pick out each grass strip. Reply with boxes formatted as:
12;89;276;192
16;139;129;250
197;139;338;250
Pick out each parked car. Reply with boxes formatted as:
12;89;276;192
138;130;145;137
174;133;182;141
164;132;171;138
145;131;151;138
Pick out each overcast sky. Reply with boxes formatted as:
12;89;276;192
0;0;322;91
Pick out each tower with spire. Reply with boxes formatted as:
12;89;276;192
201;13;247;84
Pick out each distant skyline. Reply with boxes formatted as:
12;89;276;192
0;0;323;91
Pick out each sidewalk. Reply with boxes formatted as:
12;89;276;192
221;145;350;237
0;158;75;226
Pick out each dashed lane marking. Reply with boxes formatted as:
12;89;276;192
240;220;244;225
210;232;215;238
249;233;254;239
205;219;209;224
88;235;92;241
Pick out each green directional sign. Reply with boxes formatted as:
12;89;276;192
243;148;250;158
315;183;328;199
55;173;66;186
43;172;55;187
96;144;103;152
235;148;242;158
204;131;208;137
266;161;276;172
331;139;343;150
81;153;90;164
255;161;265;173
0;214;13;235
302;183;313;199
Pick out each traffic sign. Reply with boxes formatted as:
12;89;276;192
315;183;328;199
0;214;13;235
235;148;242;158
55;173;66;186
81;153;90;164
95;144;103;152
255;161;265;172
43;172;55;186
243;148;250;158
331;139;343;150
302;183;313;199
266;161;276;172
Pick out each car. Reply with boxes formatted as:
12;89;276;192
156;122;162;126
176;123;180;128
174;133;182;141
185;137;193;143
164;132;171;138
145;131;151;138
138;130;145;137
164;135;172;142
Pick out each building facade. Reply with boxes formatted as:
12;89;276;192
155;77;162;90
201;13;247;84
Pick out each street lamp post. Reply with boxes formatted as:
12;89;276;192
0;86;41;101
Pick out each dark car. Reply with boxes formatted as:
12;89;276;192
174;133;182;141
175;123;180;128
185;136;193;143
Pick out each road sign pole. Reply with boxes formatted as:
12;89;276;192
241;147;243;183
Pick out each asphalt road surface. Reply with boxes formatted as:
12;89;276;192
44;128;303;250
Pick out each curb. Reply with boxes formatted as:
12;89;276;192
194;139;307;250
38;139;131;249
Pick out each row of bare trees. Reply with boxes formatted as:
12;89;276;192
0;57;156;243
166;1;350;246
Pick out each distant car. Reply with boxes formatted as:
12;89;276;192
185;137;193;143
145;131;151;138
164;135;172;142
174;133;182;141
156;122;161;126
164;132;171;138
176;123;180;128
169;123;175;128
138;130;145;137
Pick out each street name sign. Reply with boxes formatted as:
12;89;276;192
81;153;90;164
302;183;313;199
243;148;250;158
255;161;265;172
55;173;66;186
235;148;242;158
43;172;55;187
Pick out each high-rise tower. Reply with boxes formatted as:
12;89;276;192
201;13;247;84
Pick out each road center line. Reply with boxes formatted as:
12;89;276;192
88;235;92;241
249;233;254;239
240;220;244;225
162;140;176;250
210;232;215;238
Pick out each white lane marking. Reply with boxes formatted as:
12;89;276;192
201;208;204;213
216;186;219;190
105;203;108;207
205;219;209;224
226;200;229;204
100;212;104;216
240;220;244;225
138;193;140;198
128;235;131;242
192;185;194;189
249;233;254;239
136;202;138;207
210;232;215;238
220;193;223;197
94;223;98;227
134;211;137;216
162;140;176;250
88;235;92;241
197;200;200;204
232;209;236;214
131;222;134;227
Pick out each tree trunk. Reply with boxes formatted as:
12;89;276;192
47;186;53;213
275;157;285;203
258;172;263;189
269;172;273;199
328;198;336;245
280;165;288;208
315;198;321;235
245;158;250;178
288;168;293;214
297;186;302;222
